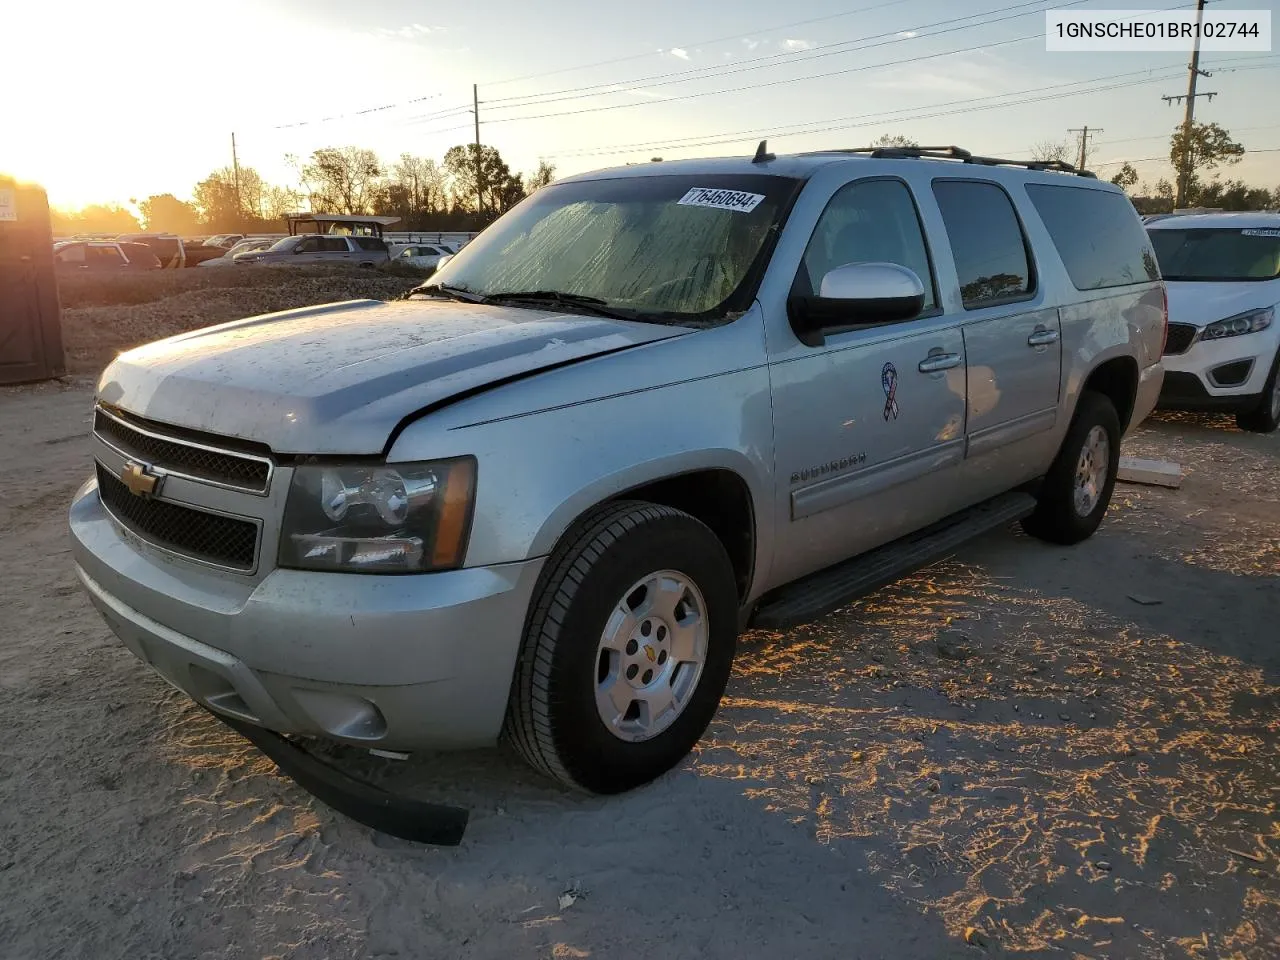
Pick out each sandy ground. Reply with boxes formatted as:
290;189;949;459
0;375;1277;959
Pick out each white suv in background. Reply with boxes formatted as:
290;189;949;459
1148;213;1280;432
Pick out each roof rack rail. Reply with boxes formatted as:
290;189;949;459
801;145;1097;178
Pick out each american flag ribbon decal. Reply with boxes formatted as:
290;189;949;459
882;362;900;421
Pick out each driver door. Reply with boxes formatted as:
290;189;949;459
767;177;970;588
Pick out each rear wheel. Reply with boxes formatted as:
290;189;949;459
1022;390;1121;545
502;502;739;793
1235;352;1280;434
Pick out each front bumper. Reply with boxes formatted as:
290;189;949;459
70;478;544;750
1159;329;1278;412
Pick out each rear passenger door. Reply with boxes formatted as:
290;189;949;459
320;236;353;262
932;180;1062;460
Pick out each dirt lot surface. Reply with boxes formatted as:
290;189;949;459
0;281;1277;958
57;267;426;375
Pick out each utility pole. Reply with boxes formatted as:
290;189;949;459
1163;0;1216;208
473;84;483;221
231;132;243;230
1068;126;1102;171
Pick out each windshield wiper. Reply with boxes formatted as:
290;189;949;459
410;283;489;304
483;290;639;321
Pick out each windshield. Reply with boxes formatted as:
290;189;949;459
428;173;800;321
267;236;301;252
1149;227;1280;282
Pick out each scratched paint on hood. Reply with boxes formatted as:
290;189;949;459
96;298;689;454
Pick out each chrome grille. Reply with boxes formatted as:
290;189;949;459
96;463;259;571
93;407;272;494
1163;323;1199;356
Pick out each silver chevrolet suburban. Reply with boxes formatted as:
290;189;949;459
70;146;1165;795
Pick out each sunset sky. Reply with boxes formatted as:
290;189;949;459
5;0;1277;212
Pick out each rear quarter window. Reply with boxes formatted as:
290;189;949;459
932;180;1034;308
1026;184;1159;290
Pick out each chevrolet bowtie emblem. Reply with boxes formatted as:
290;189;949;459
120;460;162;498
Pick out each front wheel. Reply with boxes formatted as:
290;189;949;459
502;502;739;793
1236;352;1280;434
1022;390;1121;545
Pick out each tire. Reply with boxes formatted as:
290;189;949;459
502;501;739;793
1022;390;1121;546
1235;352;1280;434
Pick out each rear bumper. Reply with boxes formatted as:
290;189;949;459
70;478;544;750
1129;361;1164;433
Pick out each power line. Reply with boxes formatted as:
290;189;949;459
540;61;1280;163
481;0;1091;111
542;66;1182;159
407;0;1207;135
484;0;919;87
1092;147;1280;167
533;54;1276;161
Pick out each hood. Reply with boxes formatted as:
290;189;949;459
97;298;691;454
1165;280;1279;328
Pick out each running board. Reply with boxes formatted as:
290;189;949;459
207;709;469;846
749;491;1037;631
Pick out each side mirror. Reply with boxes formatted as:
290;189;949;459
788;262;925;347
435;253;454;270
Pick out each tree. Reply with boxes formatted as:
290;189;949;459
442;144;525;218
192;166;253;231
1189;178;1274;211
1109;163;1139;192
1030;139;1073;164
526;160;557;192
871;134;918;149
301;146;384;215
138;194;201;234
377;154;447;228
50;204;140;235
260;183;303;221
1171;122;1244;207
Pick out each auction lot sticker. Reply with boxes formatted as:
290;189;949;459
678;188;766;213
0;189;15;221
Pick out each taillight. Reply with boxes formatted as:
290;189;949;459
1160;285;1169;353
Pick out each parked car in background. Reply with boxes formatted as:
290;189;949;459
233;233;391;267
71;146;1165;795
198;238;276;267
113;233;223;268
1148;212;1280;432
203;234;245;248
53;240;161;270
390;242;453;272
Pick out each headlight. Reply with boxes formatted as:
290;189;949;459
1201;307;1274;342
279;458;476;573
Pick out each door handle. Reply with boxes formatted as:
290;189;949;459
918;353;962;373
1027;329;1060;347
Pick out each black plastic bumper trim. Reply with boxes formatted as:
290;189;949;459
207;708;469;846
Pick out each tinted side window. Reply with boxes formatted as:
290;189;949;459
55;243;85;264
296;236;322;252
801;178;936;311
354;237;386;251
933;180;1033;308
321;236;350;252
1027;185;1159;289
87;245;125;267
